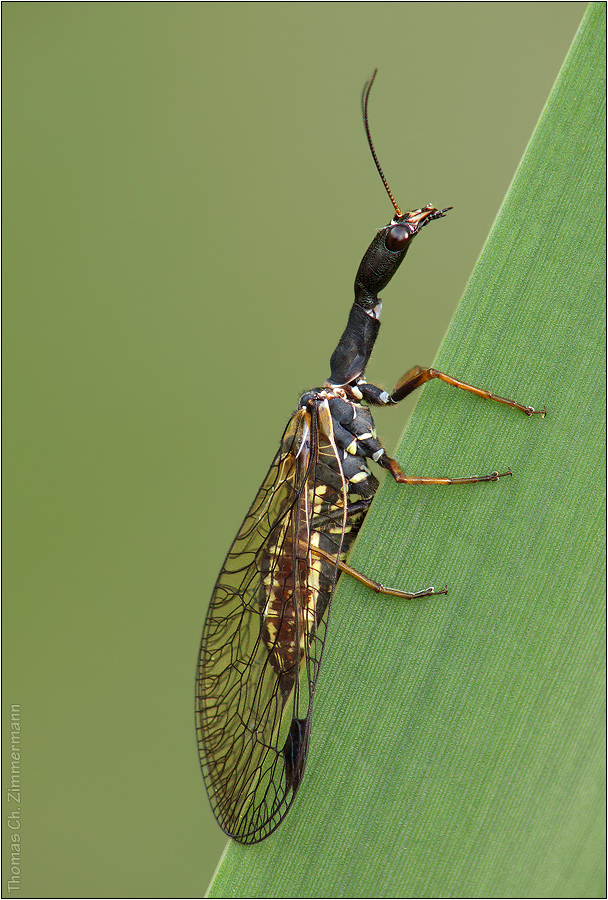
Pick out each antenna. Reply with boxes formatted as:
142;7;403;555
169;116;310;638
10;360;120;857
361;69;402;218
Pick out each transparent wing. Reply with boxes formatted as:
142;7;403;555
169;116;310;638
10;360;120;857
196;404;347;843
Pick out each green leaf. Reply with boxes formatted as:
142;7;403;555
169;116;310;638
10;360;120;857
208;5;605;896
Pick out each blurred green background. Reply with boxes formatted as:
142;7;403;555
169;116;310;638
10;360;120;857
3;3;585;897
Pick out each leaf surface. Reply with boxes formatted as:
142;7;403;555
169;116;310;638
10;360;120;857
208;6;605;896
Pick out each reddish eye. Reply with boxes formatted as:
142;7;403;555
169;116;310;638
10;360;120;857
385;224;410;251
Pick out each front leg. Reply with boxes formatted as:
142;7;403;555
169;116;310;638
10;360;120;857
389;366;547;416
355;369;545;416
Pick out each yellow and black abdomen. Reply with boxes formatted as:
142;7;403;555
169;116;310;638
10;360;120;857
196;388;386;842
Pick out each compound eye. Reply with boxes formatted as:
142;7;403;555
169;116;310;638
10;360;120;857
385;224;411;251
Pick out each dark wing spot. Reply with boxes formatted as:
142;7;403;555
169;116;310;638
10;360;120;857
283;717;310;790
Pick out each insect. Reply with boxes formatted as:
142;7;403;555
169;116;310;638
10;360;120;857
195;70;545;844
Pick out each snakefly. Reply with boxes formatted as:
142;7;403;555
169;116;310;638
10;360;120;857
195;70;545;844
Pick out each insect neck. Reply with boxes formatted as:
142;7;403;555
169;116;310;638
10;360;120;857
326;298;382;387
